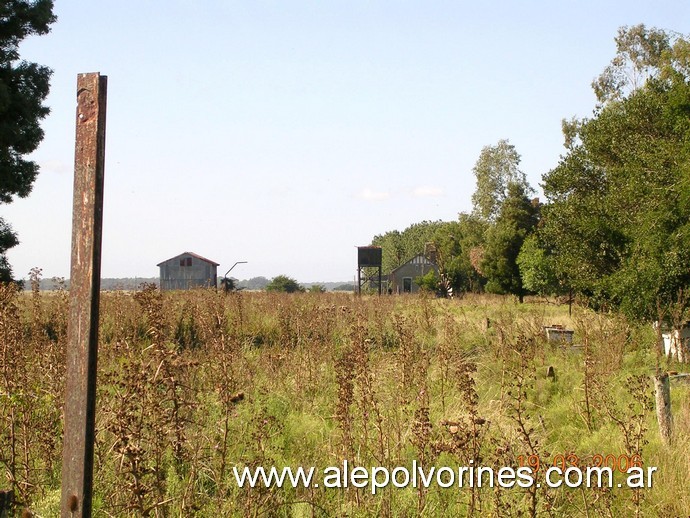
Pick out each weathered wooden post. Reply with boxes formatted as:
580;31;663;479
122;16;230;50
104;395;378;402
653;372;672;445
60;72;107;518
546;365;556;381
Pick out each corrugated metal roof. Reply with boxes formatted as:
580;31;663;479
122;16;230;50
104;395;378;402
157;251;220;267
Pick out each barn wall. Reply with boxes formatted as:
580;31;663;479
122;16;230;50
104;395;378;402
159;253;217;291
388;256;438;294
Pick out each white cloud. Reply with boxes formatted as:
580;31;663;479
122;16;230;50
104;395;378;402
412;186;444;198
357;188;390;201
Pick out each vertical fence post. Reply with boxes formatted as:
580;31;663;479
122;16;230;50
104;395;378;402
654;373;672;445
60;72;107;518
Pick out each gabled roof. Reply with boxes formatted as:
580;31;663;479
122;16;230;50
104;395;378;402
389;253;437;275
157;251;220;267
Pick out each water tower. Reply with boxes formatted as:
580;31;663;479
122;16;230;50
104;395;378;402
356;246;382;295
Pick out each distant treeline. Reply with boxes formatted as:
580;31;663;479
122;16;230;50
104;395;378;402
29;278;160;291
29;276;355;292
238;276;354;292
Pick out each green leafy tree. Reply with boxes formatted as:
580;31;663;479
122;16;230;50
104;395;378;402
592;24;672;105
516;233;559;297
542;25;690;320
415;269;439;293
455;213;490;293
372;229;405;274
371;219;488;296
308;284;326;293
371;220;444;273
220;276;238;293
482;183;539;302
428;222;461;296
455;213;489;293
0;219;19;281
265;275;305;293
471;139;530;222
0;0;56;281
427;218;487;296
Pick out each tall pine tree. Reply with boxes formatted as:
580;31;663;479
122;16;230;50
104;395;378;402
0;0;56;281
482;182;539;302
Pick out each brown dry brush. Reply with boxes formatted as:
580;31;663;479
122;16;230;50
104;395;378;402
577;318;597;433
592;373;652;518
28;268;42;338
417;291;436;336
501;335;551;517
487;434;520;517
100;289;142;348
28;270;65;491
237;400;287;516
201;289;241;495
291;299;331;402
1;286;681;516
226;290;246;341
0;283;25;505
97;284;200;516
277;299;300;348
99;356;157;515
350;318;386;467
0;279;63;513
410;383;436;515
142;288;199;514
334;342;356;470
432;356;488;516
333;311;385;510
395;320;430;517
571;313;650;517
437;311;460;415
191;289;251;513
392;314;426;466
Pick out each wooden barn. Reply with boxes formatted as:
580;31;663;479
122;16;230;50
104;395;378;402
157;252;219;291
388;253;439;294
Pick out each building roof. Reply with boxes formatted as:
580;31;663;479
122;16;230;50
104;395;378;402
157;251;220;267
389;253;437;275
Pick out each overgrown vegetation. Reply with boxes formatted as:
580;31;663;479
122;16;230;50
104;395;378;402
371;25;690;324
1;21;688;518
1;283;689;516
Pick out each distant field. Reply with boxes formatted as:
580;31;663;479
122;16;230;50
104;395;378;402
1;285;688;516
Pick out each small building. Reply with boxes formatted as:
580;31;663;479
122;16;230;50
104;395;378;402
655;321;690;363
157;252;219;291
388;253;439;294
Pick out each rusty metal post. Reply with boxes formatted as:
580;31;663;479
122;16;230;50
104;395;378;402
60;72;107;518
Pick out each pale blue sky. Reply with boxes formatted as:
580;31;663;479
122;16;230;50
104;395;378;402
5;1;689;282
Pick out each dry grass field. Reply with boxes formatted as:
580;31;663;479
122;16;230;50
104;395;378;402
1;282;689;516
